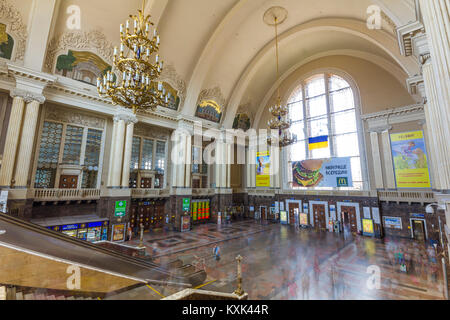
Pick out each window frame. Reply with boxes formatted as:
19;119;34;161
283;69;369;190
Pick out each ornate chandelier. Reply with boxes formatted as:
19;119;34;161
264;7;297;148
97;0;170;113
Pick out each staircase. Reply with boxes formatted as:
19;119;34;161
0;285;103;301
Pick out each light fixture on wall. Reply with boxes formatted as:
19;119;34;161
264;7;297;147
97;0;170;114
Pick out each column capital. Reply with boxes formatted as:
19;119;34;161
114;107;138;124
10;88;46;104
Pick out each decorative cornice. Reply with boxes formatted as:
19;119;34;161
381;11;397;31
11;88;45;104
134;123;170;139
45;104;106;129
361;104;424;121
114;107;138;124
0;0;27;61
397;20;426;57
44;29;115;73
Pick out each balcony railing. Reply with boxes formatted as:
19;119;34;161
378;190;436;204
33;189;101;201
131;188;170;198
192;188;215;196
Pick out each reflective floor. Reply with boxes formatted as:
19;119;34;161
118;220;446;300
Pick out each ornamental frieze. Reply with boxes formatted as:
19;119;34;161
44;104;106;129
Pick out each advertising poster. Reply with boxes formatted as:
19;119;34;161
390;131;431;188
181;216;190;232
256;151;270;187
280;211;288;225
384;217;402;230
300;213;308;226
292;157;353;188
372;208;381;224
362;219;374;236
112;224;126;242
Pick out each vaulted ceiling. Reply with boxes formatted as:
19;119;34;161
13;0;420;128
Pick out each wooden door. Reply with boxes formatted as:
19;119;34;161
412;220;426;241
341;206;358;233
288;203;299;225
313;204;326;230
261;207;267;220
59;175;78;189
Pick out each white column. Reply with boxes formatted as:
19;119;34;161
121;121;136;188
381;130;396;189
14;99;44;188
24;0;58;71
184;135;192;188
0;96;25;187
422;61;450;189
226;143;232;188
107;120;119;187
171;133;179;187
421;115;441;190
419;0;450;189
370;131;384;189
111;119;125;187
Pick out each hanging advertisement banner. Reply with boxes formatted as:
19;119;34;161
292;157;353;188
256;151;271;187
390;131;431;188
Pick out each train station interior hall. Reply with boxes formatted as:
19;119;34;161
0;0;449;301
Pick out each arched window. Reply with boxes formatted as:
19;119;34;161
287;73;363;190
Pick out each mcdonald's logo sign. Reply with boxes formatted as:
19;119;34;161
337;177;349;187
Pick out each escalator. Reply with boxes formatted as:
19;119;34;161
0;212;206;296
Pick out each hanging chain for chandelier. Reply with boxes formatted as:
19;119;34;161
97;0;170;114
264;7;297;147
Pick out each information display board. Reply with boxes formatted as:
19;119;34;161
114;201;127;217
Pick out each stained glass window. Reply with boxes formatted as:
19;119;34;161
62;125;83;165
155;141;166;172
141;138;153;170
34;122;63;188
130;136;141;170
81;129;103;188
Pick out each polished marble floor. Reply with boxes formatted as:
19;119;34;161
114;220;446;300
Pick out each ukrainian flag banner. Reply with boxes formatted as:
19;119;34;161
308;135;329;150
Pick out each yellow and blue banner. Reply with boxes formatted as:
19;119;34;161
308;135;329;150
390;131;431;188
256;151;271;187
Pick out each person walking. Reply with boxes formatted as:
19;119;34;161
301;272;310;300
213;245;221;261
127;226;133;242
